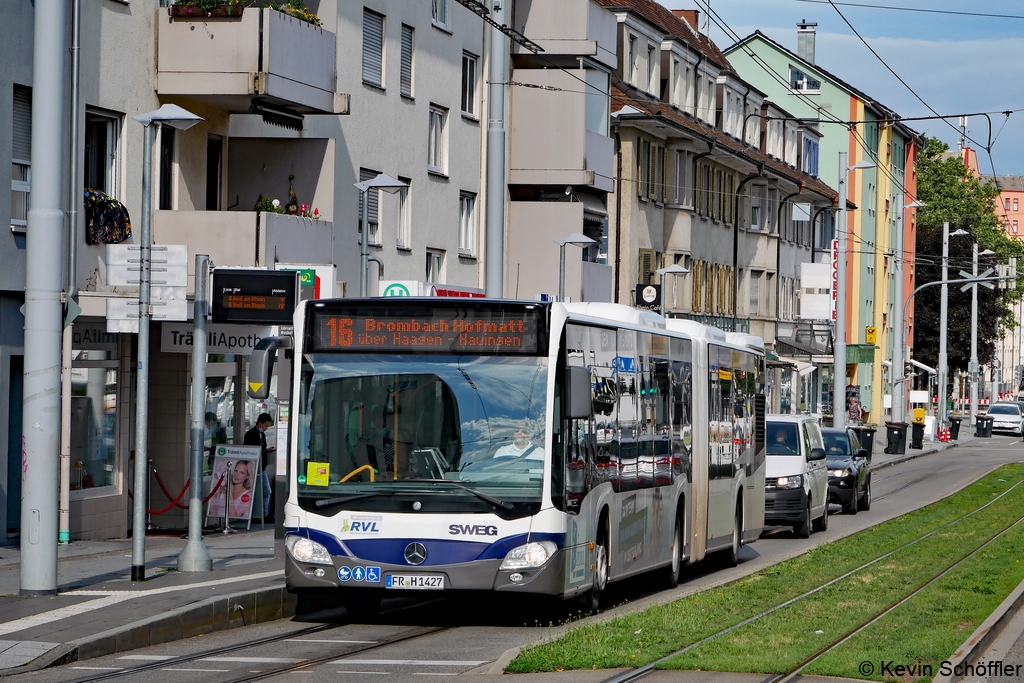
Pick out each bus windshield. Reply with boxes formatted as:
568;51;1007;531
297;353;549;514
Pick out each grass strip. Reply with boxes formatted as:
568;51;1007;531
659;493;1024;673
506;464;1024;673
805;519;1024;681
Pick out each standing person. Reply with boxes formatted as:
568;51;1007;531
244;413;275;521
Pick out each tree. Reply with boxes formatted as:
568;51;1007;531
913;138;1024;377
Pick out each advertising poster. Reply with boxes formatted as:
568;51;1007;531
207;445;262;521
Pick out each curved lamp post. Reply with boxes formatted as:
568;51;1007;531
355;174;408;297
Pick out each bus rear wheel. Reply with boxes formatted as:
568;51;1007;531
587;522;609;611
662;515;683;588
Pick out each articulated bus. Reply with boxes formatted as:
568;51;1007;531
255;298;765;614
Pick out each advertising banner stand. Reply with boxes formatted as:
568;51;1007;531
206;445;263;531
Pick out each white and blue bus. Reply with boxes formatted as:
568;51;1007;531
257;298;765;614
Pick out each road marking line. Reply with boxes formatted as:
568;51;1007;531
339;659;486;666
118;655;175;660
336;673;391;676
70;667;124;671
200;656;305;663
412;674;459;676
161;668;231;672
285;639;377;644
0;571;281;638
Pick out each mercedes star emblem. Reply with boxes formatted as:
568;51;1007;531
404;542;427;565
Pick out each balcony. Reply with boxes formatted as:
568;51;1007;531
509;68;614;193
152;211;334;289
512;0;617;69
157;8;346;115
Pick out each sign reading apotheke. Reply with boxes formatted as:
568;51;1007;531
160;323;273;355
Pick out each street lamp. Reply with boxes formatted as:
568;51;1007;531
833;154;876;429
890;197;926;424
937;226;969;427
554;233;596;302
656;264;690;316
354;174;408;297
129;105;203;583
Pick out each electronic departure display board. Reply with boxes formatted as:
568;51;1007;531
307;301;548;355
212;269;299;324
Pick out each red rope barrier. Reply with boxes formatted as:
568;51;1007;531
127;474;226;514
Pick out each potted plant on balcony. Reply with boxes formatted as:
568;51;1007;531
169;0;249;18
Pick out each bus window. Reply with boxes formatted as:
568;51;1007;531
616;329;638;492
669;337;692;482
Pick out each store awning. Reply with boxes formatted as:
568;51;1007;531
775;355;815;376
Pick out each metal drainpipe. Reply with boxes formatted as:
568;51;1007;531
59;0;82;546
613;125;622;302
732;166;763;330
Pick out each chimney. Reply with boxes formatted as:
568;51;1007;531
672;9;700;32
797;20;817;64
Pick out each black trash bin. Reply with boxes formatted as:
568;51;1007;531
910;421;925;449
850;426;877;459
884;421;908;455
949;417;962;441
976;415;994;438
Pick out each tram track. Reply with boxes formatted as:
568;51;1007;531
599;474;1024;683
65;600;449;683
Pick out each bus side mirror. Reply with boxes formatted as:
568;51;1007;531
567;366;593;420
247;336;293;399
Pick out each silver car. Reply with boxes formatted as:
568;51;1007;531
986;403;1024;435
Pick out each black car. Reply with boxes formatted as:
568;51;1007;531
821;427;871;514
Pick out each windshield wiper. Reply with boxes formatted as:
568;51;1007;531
399;478;515;511
313;492;385;509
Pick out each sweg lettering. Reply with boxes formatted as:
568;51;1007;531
448;524;498;536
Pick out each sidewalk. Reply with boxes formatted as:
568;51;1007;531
0;431;982;676
0;526;291;674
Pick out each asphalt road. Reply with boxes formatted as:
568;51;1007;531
10;436;1024;683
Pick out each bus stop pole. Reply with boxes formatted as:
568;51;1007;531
178;254;212;572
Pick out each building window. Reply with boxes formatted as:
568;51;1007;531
461;52;478;117
1014;220;1019;234
671;57;682;108
400;24;414;98
84;109;121;199
647;44;656;93
396;177;411;249
766;273;776;317
749;270;761;316
1015;198;1020;211
1006;198;1012;210
70;343;121;492
158;125;175;210
431;0;449;30
362;8;385;88
358;167;381;246
206;134;222;211
789;66;821;92
750;185;763;231
803;136;819;177
459;191;476;256
584;69;610;136
11;84;31;231
628;35;638;86
426;249;445;283
428;105;448;174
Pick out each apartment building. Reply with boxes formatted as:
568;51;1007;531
983;174;1024;399
591;1;835;412
0;0;491;541
725;22;923;422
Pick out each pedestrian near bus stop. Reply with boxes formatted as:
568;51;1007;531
244;413;275;521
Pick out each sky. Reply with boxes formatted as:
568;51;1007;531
656;0;1024;177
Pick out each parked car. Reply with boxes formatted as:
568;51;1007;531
765;415;829;538
986;403;1024;435
821;427;872;514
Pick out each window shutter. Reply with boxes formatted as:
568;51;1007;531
400;25;413;97
639;249;655;285
637;139;645;197
13;85;31;161
648;144;657;198
362;10;384;87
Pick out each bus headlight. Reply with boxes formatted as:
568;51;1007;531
500;541;558;570
286;535;333;565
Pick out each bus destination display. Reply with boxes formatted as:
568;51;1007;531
311;309;543;355
222;294;288;311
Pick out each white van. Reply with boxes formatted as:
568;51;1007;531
764;415;828;537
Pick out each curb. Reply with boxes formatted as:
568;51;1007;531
0;583;296;677
933;577;1024;683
